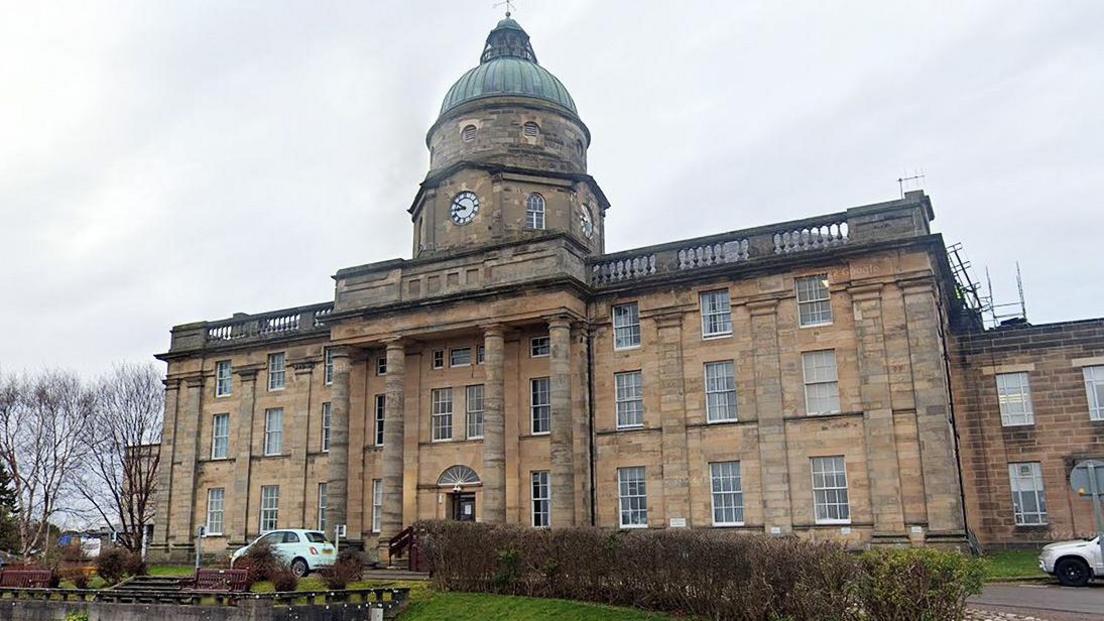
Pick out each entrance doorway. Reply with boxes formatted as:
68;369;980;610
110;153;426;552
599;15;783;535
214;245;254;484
450;492;476;521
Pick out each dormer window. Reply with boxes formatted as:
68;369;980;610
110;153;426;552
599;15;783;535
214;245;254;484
523;121;540;138
462;125;477;142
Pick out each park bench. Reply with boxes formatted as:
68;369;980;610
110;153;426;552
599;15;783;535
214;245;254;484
193;568;249;592
0;569;52;588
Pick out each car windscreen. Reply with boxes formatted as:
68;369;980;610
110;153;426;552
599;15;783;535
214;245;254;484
305;532;328;543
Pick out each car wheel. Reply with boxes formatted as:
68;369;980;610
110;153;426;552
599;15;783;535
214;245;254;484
1055;557;1091;587
291;558;309;578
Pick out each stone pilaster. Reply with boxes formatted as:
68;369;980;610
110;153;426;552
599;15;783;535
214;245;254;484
230;368;259;543
482;325;507;524
750;300;792;534
168;375;203;548
152;378;181;552
850;284;907;539
381;339;406;559
289;360;315;531
655;312;689;526
548;317;575;527
325;349;352;541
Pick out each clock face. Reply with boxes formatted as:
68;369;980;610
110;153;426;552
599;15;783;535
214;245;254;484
579;204;594;239
450;191;479;225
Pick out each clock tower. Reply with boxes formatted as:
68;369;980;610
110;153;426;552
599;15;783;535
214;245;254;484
410;17;608;258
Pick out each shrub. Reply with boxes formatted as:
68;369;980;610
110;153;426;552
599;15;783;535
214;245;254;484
95;547;130;584
60;567;91;589
60;541;86;563
123;551;147;577
856;547;985;621
269;566;299;592
237;539;280;586
322;550;365;589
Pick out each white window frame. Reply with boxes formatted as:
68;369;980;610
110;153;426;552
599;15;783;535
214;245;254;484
267;353;286;391
700;289;733;339
531;471;550;527
264;408;284;456
466;384;485;439
811;456;850;524
431;388;453;441
374;394;386;446
1084;366;1104;421
321;402;332;452
709;461;745;526
802;350;841;415
324;348;334;385
615;371;644;429
215;360;232;397
206;488;225;536
531;377;551;435
996;372;1035;426
530;336;550;358
376;355;387;376
432;350;445;369
211;413;230;459
705;361;738;422
450;347;472;368
796;274;833;327
1009;462;1048;525
317;482;328;532
617;466;648;529
613;302;641;350
526;193;546;230
260;485;279;532
372;479;383;533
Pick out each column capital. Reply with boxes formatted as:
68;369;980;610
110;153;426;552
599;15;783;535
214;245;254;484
747;299;779;317
327;345;356;359
383;337;406;352
480;323;506;338
234;364;264;381
847;283;885;301
182;374;205;389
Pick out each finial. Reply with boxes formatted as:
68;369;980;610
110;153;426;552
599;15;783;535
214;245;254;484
493;0;515;18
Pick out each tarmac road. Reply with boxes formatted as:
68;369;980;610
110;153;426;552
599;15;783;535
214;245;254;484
968;582;1104;620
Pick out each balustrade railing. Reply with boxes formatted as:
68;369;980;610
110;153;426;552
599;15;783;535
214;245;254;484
772;221;848;254
203;303;333;346
591;254;657;285
677;239;749;269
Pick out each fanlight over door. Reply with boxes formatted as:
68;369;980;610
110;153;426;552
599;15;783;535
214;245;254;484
437;465;481;487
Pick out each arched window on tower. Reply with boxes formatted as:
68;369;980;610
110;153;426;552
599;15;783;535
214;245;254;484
462;125;477;142
526;193;545;230
523;121;540;138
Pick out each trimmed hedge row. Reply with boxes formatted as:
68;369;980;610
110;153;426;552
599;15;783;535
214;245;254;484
415;521;985;621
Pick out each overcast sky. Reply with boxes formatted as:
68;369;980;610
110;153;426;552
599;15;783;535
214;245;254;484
2;1;1101;376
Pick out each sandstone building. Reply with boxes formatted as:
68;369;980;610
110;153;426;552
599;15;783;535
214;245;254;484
150;17;1101;562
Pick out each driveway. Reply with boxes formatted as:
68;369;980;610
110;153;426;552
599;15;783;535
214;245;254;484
968;582;1104;621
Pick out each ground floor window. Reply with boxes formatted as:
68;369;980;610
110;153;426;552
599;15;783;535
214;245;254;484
1009;462;1047;525
372;479;383;533
317;482;328;532
617;466;648;528
811;456;850;524
206;488;224;535
709;461;744;525
260;485;280;532
531;471;550;528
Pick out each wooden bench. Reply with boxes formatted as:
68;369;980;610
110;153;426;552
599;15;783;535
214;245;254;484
192;568;249;592
0;569;52;588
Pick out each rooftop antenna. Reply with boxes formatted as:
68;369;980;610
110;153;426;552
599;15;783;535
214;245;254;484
897;170;926;198
493;0;516;17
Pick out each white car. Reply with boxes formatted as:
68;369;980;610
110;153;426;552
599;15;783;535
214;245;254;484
231;529;336;577
1038;536;1103;587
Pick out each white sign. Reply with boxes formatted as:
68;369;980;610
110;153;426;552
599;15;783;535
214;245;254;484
770;526;781;535
336;524;347;538
668;517;687;528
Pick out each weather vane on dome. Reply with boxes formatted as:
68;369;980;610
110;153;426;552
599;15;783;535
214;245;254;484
493;0;517;18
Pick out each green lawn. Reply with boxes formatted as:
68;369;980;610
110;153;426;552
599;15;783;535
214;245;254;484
400;591;672;621
983;550;1047;580
149;565;195;577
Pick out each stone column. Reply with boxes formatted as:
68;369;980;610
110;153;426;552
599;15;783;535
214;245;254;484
168;375;203;550
326;348;352;541
380;339;407;559
152;378;181;553
850;284;907;540
482;325;507;524
548;317;576;528
655;312;689;527
290;360;315;529
230;368;259;543
750;300;793;534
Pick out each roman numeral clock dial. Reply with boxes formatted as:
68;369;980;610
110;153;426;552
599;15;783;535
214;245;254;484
450;191;479;225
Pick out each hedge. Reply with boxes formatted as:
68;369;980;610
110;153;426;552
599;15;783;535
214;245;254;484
415;521;984;621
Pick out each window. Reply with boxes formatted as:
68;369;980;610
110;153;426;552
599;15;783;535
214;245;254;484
450;348;472;367
466;384;485;439
617;467;648;528
215;361;232;397
260;485;279;532
317;482;328;532
802;350;840;415
531;471;550;527
526;193;545;230
432;350;445;369
374;395;386;446
1009;462;1047;525
206;488;225;535
530;336;550;357
811;456;850;524
700;289;733;338
211;413;230;459
523;121;540;138
531;378;551;434
710;462;744;526
324;348;334;385
431;388;453;441
372;479;383;533
613;302;641;350
264;408;284;455
321;402;332;452
796;275;833;327
477;345;485;365
615;371;644;428
376;355;387;376
461;124;477;142
1084;366;1104;421
996;372;1034;426
705;361;738;422
268;353;286;391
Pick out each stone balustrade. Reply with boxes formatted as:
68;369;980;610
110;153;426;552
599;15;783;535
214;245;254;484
179;302;334;352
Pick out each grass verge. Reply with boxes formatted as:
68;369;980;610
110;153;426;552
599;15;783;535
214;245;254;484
982;550;1048;581
399;591;672;621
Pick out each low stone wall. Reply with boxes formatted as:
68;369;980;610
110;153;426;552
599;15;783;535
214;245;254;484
0;600;394;621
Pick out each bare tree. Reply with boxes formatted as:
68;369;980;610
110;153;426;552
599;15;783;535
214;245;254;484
76;363;163;553
0;369;93;558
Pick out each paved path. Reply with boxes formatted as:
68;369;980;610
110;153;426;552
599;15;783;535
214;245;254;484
968;582;1104;621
